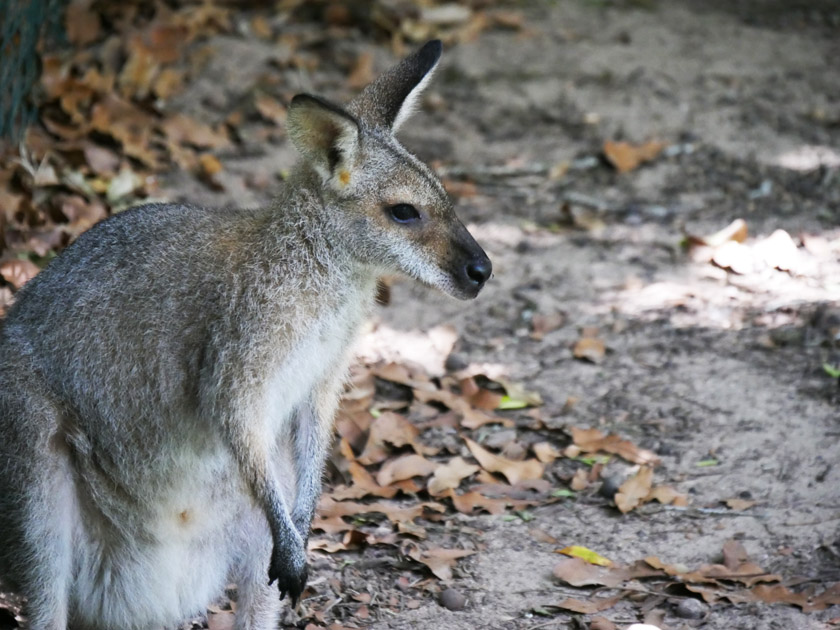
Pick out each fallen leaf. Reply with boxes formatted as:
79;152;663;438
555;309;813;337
65;0;101;46
725;498;757;511
615;466;654;513
0;259;41;290
445;489;525;515
465;438;544;485
495;378;543;407
712;240;755;275
686;218;748;248
358;412;432;465
646;485;688;507
573;336;605;364
405;545;475;581
348;52;375;90
552;557;624;588
603;140;666;173
555;594;622;614
570;427;660;465
533;441;562;463
570;468;590;491
753;229;800;272
163;114;231;150
255;94;287;126
376;454;437;486
531;311;565;340
556;545;613;567
528;528;558;545
590;617;618;630
428;457;479;496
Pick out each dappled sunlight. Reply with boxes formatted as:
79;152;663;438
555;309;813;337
773;145;840;171
597;228;840;330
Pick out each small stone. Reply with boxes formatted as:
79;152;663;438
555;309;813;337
440;588;466;611
444;352;469;373
598;476;621;500
674;597;707;619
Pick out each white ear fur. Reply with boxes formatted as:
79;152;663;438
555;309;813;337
391;61;438;132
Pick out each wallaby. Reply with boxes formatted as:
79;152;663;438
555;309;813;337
0;40;490;630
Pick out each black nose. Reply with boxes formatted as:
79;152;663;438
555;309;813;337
465;257;492;286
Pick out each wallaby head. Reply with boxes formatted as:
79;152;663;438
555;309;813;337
286;40;491;300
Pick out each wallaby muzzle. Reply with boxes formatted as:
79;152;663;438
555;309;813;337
449;226;492;299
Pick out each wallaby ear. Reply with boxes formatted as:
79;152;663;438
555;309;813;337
287;94;360;180
348;40;442;132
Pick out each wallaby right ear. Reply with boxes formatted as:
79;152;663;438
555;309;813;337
287;94;360;181
348;40;442;132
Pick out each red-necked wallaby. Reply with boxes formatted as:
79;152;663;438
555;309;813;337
0;40;490;630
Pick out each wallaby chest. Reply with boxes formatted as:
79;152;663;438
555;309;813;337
262;282;375;433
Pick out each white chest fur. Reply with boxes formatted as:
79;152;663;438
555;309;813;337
263;287;370;436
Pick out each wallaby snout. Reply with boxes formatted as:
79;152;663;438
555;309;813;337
445;224;492;299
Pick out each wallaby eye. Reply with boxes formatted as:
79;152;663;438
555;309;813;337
387;204;421;224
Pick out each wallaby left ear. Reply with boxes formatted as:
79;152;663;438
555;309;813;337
287;94;360;181
348;40;442;132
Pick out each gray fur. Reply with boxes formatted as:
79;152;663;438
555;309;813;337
0;40;489;630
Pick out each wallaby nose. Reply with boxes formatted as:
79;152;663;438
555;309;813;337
465;257;492;287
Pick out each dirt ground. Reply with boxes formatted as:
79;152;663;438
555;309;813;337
4;1;840;629
148;2;840;629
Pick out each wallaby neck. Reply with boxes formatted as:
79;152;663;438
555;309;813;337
260;166;377;300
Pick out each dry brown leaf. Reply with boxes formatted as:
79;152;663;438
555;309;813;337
427;457;479;496
589;617;618;630
528;527;558;545
199;153;223;177
65;0;101;46
571;427;660;465
83;143;121;175
329;462;397;501
442;179;478;198
464;438;544;485
722;539;749;570
348;52;375;90
554;594;622;614
90;94;161;167
358;412;430;465
163;114;231;150
552;557;624;588
413;387;510;429
686;218;748;249
255;95;287;126
531;311;565;340
445;489;513;515
646;484;688;507
533;441;562;463
712;240;755;275
570;468;589;491
615;466;654;513
753;229;800;272
603;140;666;173
0;259;40;290
573;336;605;363
57;194;107;234
153;68;184;99
375;454;437;486
317;496;444;528
405;545;475;581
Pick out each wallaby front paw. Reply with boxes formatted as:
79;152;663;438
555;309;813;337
267;538;308;606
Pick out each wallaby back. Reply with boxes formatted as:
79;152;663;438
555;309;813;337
0;40;490;630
